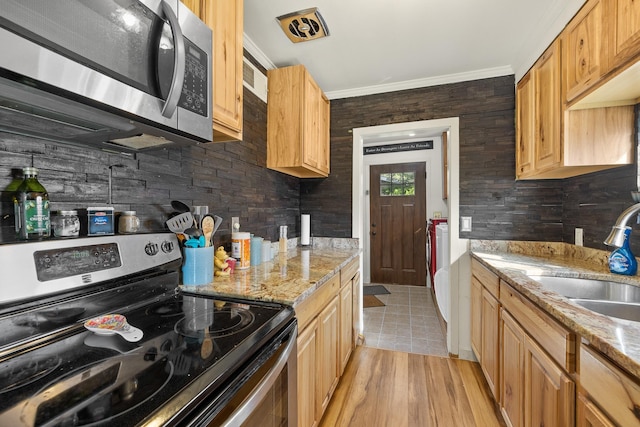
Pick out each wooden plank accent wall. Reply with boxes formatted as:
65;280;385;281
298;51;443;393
0;53;300;246
302;75;639;254
0;66;636;254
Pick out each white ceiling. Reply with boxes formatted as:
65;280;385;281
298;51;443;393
243;0;586;100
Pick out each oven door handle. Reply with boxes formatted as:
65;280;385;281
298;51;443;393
221;323;298;427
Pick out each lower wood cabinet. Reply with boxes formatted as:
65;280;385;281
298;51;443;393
576;393;616;427
318;296;339;416
580;343;640;427
295;257;360;427
472;258;576;427
481;287;500;400
297;318;319;427
524;335;574;427
501;311;524;427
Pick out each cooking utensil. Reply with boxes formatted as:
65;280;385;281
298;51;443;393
212;215;223;236
200;215;215;247
166;212;195;236
84;314;143;342
171;200;191;213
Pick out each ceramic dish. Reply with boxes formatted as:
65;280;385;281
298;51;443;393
84;314;143;342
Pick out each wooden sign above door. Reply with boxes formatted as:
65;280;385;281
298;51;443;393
363;140;433;155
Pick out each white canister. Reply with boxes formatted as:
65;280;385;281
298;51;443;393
231;232;251;269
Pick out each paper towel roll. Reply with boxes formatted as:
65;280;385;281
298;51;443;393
301;214;310;245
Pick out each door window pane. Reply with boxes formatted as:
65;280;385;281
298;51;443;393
379;172;415;196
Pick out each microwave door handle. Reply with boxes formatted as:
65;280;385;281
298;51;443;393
160;0;185;118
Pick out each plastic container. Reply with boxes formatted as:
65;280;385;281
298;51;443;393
182;246;214;285
52;210;80;237
231;232;251;269
608;226;638;275
88;207;114;236
250;236;263;266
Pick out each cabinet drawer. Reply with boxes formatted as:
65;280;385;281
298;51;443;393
500;281;576;372
581;344;640;427
295;274;340;331
341;257;359;287
472;259;499;298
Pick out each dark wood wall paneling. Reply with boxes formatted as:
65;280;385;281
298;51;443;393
303;75;640;253
1;69;637;253
0;83;300;246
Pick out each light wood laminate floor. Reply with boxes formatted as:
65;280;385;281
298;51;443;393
320;346;506;427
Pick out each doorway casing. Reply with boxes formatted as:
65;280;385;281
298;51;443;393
352;118;473;359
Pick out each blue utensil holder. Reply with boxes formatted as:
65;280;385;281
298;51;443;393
182;246;214;285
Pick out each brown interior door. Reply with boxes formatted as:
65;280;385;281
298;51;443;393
370;162;427;286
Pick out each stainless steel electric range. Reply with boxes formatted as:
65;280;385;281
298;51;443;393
0;233;297;427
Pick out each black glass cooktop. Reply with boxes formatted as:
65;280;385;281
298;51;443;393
0;292;294;427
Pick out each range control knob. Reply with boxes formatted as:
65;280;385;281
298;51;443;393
145;242;159;256
161;241;174;253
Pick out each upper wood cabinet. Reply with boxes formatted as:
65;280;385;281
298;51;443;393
267;65;330;178
607;0;640;71
517;42;635;179
563;0;606;103
183;0;244;143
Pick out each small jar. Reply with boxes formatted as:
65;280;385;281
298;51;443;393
52;210;80;237
119;211;140;234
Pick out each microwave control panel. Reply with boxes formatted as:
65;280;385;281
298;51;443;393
179;39;208;117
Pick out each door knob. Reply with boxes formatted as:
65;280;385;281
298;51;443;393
371;231;377;236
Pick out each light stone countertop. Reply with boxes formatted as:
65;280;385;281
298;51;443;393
180;245;361;307
470;240;640;378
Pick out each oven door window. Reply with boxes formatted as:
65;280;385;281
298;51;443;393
0;0;172;99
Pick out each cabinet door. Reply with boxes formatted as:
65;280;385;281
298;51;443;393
202;0;244;142
501;310;525;427
339;281;353;375
303;74;322;171
534;40;562;173
318;93;330;174
297;320;319;427
470;277;482;361
481;288;500;400
524;337;575;427
608;0;640;70
577;393;616;427
318;296;339;418
515;72;535;179
563;0;605;102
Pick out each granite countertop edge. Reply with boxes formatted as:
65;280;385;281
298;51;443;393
470;241;640;378
180;247;362;308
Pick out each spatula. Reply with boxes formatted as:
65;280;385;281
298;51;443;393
166;212;195;237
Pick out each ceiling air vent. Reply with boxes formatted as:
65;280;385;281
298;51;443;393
276;7;329;43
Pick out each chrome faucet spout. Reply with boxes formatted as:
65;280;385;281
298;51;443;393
604;202;640;247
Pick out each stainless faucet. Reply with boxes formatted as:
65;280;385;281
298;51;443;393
604;203;640;248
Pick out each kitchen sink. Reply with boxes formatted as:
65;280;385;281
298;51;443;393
571;299;640;323
527;275;640;322
527;275;640;303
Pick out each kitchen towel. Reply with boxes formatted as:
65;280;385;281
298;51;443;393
301;214;310;245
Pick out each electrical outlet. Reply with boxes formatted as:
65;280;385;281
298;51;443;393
231;216;240;233
575;228;584;246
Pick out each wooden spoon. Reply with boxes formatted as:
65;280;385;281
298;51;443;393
200;215;215;247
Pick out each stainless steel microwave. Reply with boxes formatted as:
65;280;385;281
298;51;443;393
0;0;212;152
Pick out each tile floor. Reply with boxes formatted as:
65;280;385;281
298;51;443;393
362;284;448;357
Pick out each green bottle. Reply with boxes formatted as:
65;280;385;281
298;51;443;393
13;167;50;240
